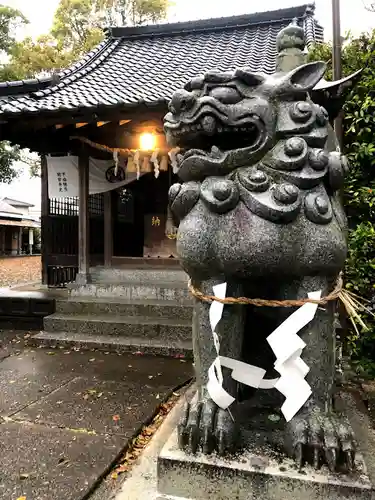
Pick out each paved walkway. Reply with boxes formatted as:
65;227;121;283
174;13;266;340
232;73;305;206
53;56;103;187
0;330;192;500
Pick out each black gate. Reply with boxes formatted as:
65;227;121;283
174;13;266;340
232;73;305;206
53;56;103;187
45;194;104;287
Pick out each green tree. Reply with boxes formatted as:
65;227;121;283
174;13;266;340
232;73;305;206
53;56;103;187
0;5;27;54
4;0;170;80
0;5;29;182
309;32;375;373
5;34;77;81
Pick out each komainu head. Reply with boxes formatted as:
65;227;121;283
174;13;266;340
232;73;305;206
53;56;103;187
164;62;328;181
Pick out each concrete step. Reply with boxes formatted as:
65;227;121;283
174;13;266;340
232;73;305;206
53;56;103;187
69;282;192;302
89;268;188;285
44;313;192;342
29;331;193;359
55;297;193;320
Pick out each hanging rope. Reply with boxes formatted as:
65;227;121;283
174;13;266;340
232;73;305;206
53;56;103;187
188;274;375;332
188;275;344;307
70;136;132;154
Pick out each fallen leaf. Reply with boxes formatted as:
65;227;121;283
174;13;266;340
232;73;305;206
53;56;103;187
148;375;153;379
97;392;103;398
112;415;120;422
111;472;118;479
19;473;29;480
156;394;160;399
16;497;27;500
47;352;55;356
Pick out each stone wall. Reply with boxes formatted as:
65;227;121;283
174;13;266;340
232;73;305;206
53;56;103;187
0;255;41;288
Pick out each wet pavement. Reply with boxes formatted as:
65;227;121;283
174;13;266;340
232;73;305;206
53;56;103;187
0;330;193;500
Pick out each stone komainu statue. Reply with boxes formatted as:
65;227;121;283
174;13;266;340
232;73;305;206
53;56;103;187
164;25;360;473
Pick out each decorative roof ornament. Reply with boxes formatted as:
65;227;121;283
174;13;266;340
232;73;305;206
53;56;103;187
276;19;306;72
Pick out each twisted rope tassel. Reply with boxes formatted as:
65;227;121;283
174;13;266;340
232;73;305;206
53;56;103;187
188;275;343;308
188;273;374;332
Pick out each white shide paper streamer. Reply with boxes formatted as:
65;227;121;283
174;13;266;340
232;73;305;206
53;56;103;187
207;284;321;422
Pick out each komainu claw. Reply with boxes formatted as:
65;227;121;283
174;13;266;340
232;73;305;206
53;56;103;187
287;410;356;472
177;398;237;455
313;447;320;470
295;442;304;469
325;447;338;472
217;430;226;455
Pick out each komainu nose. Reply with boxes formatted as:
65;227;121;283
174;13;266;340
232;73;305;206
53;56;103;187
169;89;196;114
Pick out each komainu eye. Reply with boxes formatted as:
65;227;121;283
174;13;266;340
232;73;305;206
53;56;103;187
209;86;242;104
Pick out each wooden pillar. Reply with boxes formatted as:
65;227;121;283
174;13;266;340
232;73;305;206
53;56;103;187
18;227;23;255
104;191;113;267
41;155;49;284
0;227;5;254
77;149;90;284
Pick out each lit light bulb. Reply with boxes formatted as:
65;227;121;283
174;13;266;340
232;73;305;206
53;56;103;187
139;132;156;151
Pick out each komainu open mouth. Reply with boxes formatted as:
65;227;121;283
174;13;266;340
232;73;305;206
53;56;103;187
164;112;266;166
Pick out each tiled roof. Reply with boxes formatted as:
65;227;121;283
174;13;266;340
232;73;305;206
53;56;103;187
0;4;323;117
0;199;24;217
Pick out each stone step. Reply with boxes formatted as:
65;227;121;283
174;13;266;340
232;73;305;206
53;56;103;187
69;282;192;302
89;268;188;285
44;313;192;341
55;297;193;320
29;331;193;359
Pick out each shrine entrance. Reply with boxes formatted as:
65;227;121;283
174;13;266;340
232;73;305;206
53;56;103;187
45;167;179;287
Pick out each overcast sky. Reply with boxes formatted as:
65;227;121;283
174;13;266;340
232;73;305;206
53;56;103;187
2;0;375;209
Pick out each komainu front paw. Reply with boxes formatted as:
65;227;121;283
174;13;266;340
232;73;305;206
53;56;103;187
287;408;356;472
178;397;238;455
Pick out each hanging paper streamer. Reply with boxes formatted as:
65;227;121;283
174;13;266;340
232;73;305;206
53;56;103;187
206;283;236;409
168;148;180;174
113;150;119;176
206;285;321;421
127;155;135;173
160;155;168;172
267;291;321;422
150;150;160;178
142;155;152;173
134;150;141;180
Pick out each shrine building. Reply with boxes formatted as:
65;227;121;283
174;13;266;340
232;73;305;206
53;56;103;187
0;4;324;287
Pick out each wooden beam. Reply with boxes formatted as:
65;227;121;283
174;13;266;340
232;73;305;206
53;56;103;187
76;122;88;128
77;149;90;284
40;154;49;285
97;121;110;127
55;124;65;129
103;191;113;268
119;120;131;126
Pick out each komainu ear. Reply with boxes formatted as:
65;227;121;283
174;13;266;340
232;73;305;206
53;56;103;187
280;61;327;93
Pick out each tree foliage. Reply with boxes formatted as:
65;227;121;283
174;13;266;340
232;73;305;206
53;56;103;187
309;32;375;374
7;0;170;79
0;5;29;182
0;5;27;54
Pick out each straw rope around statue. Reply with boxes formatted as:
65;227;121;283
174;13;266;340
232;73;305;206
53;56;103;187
188;274;374;334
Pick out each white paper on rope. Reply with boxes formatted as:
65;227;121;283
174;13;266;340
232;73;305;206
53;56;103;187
47;156;143;198
206;285;321;421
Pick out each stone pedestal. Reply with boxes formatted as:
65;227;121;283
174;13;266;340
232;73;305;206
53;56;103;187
156;392;375;500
